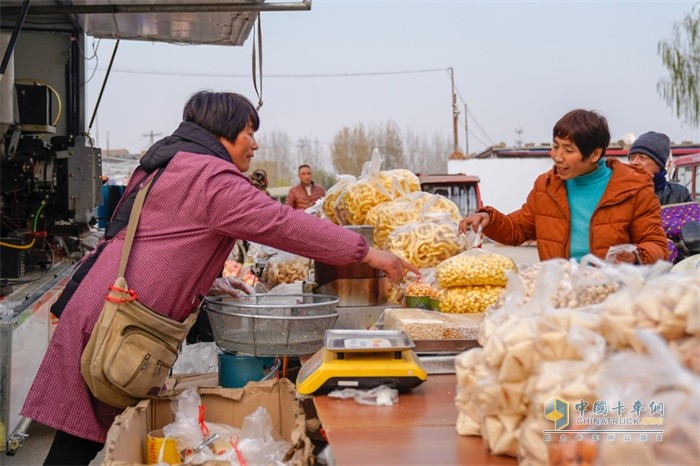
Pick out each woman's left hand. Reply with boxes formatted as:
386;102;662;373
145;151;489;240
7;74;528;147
209;276;254;297
610;250;638;264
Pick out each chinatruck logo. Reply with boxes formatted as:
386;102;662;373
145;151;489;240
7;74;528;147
544;396;569;430
543;396;665;444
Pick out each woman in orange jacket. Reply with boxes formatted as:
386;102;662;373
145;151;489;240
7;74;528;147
459;109;669;264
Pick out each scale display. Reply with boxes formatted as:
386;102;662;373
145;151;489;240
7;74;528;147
296;330;427;395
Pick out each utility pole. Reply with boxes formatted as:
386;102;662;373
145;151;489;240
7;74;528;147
464;103;469;156
142;130;162;147
448;67;464;160
515;127;523;148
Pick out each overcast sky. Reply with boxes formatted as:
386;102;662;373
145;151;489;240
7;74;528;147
87;0;700;157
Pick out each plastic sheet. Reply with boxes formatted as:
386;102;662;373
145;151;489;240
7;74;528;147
328;384;399;406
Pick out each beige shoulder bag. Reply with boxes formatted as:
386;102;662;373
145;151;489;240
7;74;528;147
80;176;199;409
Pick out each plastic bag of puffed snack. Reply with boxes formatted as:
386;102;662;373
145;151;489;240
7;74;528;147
385;214;466;269
366;191;461;249
261;250;310;287
384;268;440;308
323;174;356;224
517;328;606;466
334;148;420;225
599;269;700;351
455;347;489;437
436;248;516;288
472;326;604;460
595;331;700;466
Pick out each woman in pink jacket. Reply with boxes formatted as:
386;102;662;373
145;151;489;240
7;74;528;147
22;91;417;465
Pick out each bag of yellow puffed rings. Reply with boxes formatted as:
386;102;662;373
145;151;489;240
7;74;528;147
366;191;462;249
384;214;466;269
323;174;356;224
335;149;421;225
436;248;517;288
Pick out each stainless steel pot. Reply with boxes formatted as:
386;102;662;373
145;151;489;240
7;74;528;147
308;225;388;307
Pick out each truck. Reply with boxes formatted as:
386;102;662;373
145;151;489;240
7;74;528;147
416;173;482;217
672;152;700;201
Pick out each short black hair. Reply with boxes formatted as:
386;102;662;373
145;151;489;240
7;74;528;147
183;91;260;141
298;164;311;172
553;109;610;159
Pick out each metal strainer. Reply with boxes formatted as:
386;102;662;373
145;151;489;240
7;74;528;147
202;294;339;356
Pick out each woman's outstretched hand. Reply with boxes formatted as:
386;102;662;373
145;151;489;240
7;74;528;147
362;247;420;282
459;212;490;235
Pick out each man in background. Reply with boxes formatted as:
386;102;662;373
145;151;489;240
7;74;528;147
286;164;326;210
627;131;692;205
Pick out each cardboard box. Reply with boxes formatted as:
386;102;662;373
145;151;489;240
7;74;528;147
102;379;312;465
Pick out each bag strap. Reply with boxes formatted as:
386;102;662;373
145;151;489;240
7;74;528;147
115;172;201;321
117;175;156;278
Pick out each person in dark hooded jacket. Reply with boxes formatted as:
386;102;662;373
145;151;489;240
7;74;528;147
22;91;417;465
628;131;698;261
628;131;693;205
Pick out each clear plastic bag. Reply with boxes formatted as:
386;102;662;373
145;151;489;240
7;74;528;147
668;335;700;374
235;407;292;465
171;341;218;375
455;347;489;436
334;149;420;225
162;388;242;464
517;329;606;466
385;214;466;268
323;174;356;224
162;389;293;465
494;256;658;310
304;198;325;218
328;384;399;406
599;269;700;351
366;191;461;249
436;248;516;288
261;250;310;288
483;325;605;461
604;243;641;264
209;276;254;297
383;307;482;340
596;331;700;466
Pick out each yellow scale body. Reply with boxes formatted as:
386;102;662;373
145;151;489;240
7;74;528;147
296;330;428;395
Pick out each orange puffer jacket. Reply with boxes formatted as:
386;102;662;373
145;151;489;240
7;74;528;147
482;159;669;264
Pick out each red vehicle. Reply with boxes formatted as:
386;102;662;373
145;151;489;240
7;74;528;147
416;173;483;216
671;152;700;201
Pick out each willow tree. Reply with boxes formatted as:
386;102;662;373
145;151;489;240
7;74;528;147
658;4;700;127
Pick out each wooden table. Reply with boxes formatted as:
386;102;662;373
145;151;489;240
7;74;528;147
313;374;517;465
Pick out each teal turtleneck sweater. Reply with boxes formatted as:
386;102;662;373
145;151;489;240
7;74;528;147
565;159;612;261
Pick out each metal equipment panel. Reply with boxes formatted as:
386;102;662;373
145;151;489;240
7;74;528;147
0;264;72;452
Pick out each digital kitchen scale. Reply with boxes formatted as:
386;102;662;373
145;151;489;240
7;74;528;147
296;329;428;395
